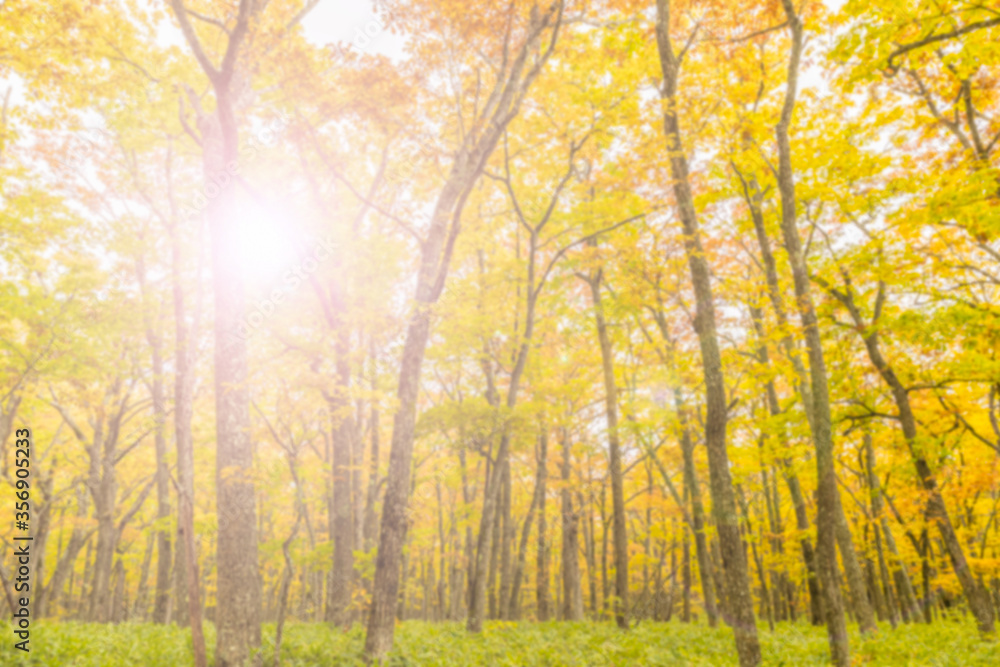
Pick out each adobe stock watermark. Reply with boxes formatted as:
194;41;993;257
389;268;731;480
326;14;390;66
177;112;291;223
224;234;340;346
56;125;115;171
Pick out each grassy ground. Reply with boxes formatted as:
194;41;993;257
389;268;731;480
1;617;997;665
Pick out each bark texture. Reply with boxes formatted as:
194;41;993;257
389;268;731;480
168;2;263;663
365;5;564;655
774;1;852;662
654;2;760;663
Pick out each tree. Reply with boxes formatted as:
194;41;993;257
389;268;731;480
167;1;267;662
365;2;565;658
654;2;760;664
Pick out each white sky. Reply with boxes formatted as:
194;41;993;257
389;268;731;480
152;1;407;60
300;0;407;60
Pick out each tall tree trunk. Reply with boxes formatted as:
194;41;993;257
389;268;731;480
586;271;629;630
834;503;877;634
510;432;546;619
38;490;91;618
682;497;691;623
469;227;546;629
134;532;155;620
773;2;854;662
486;465;503;620
274;516;300;667
560;429;584;621
449;507;464;621
737;486;773;632
436;484;449;620
498;459;514;619
204;100;262;667
866;435;919;623
863;432;897;627
167;159;206;666
584;491;599;616
77;537;93;618
28;479;52;620
654;4;760;663
168;3;264;662
110;558;125;624
325;325;355;625
645;311;719;627
677;391;719;628
79;399;125;625
760;460;787;623
363;338;381;551
137;256;173;625
600;487;610;618
537;428;551;621
460;447;474;621
365;8;564;656
745;298;823;625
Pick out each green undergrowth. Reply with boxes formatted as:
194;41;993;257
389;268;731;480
2;617;997;665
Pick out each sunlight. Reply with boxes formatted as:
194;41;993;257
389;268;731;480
233;197;298;283
9;1;999;664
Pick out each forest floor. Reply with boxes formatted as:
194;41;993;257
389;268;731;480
2;617;998;665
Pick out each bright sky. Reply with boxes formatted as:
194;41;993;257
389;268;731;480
153;1;407;61
300;0;407;61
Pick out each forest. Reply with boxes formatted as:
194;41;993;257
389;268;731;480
1;0;1000;665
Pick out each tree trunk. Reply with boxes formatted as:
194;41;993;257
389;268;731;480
86;408;119;624
834;501;878;634
737;486;773;632
274;517;300;667
77;537;92;618
38;490;90;618
28;482;51;620
682;504;691;623
110;558;125;624
600;487;609;618
137;256;173;625
745;300;823;626
168;172;206;666
709;539;728;620
537;428;551;621
586;271;629;629
510;432;546;619
868;447;920;623
363;338;381;551
677;391;719;628
760;461;788;623
449;508;464;621
326;325;355;626
584;491;599;616
204;103;262;667
654;4;760;663
498;459;514;619
772;2;853;662
470;227;545;630
134;532;155;620
486;465;503;620
167;3;263;662
560;429;584;621
850;307;995;634
863;432;897;627
365;8;563;656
